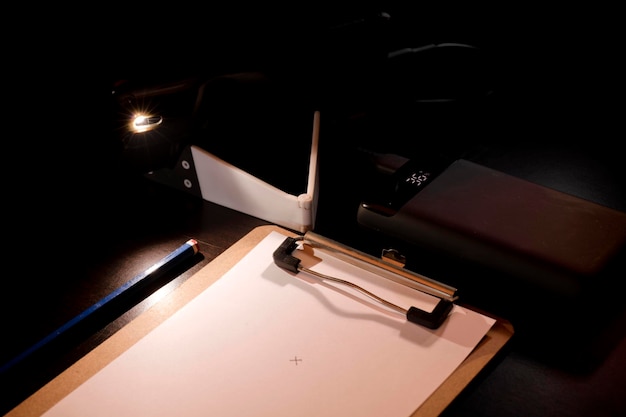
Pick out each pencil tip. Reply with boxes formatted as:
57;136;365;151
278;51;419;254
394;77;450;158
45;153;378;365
188;239;199;254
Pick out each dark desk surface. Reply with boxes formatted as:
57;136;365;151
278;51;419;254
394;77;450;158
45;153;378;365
3;7;624;415
2;139;625;417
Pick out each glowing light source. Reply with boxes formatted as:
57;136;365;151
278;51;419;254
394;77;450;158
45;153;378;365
130;113;162;133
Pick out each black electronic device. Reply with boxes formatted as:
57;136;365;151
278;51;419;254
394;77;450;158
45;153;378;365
111;72;316;194
357;158;626;304
111;77;203;174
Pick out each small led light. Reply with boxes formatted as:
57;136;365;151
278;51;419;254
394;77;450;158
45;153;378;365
130;114;162;133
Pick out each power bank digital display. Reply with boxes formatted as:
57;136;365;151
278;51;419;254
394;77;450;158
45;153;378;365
357;159;626;298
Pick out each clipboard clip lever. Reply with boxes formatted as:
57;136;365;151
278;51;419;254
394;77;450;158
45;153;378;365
273;236;454;329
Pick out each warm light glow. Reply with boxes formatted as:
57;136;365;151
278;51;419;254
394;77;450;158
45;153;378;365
130;113;162;133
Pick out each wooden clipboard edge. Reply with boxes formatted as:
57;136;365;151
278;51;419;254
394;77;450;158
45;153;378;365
8;224;513;417
7;225;289;417
411;318;514;416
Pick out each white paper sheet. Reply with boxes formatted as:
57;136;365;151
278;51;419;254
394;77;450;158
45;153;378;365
42;231;495;417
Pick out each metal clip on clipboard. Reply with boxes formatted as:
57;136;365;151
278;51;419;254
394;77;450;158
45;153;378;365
273;231;458;329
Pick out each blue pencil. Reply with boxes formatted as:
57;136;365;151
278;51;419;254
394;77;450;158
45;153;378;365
0;239;199;375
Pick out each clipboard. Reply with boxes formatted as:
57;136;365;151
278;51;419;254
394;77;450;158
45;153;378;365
7;225;513;417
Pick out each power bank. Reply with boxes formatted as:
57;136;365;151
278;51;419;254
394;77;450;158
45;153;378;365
357;158;626;299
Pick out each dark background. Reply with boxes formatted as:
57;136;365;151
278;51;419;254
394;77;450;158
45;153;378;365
3;4;624;416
